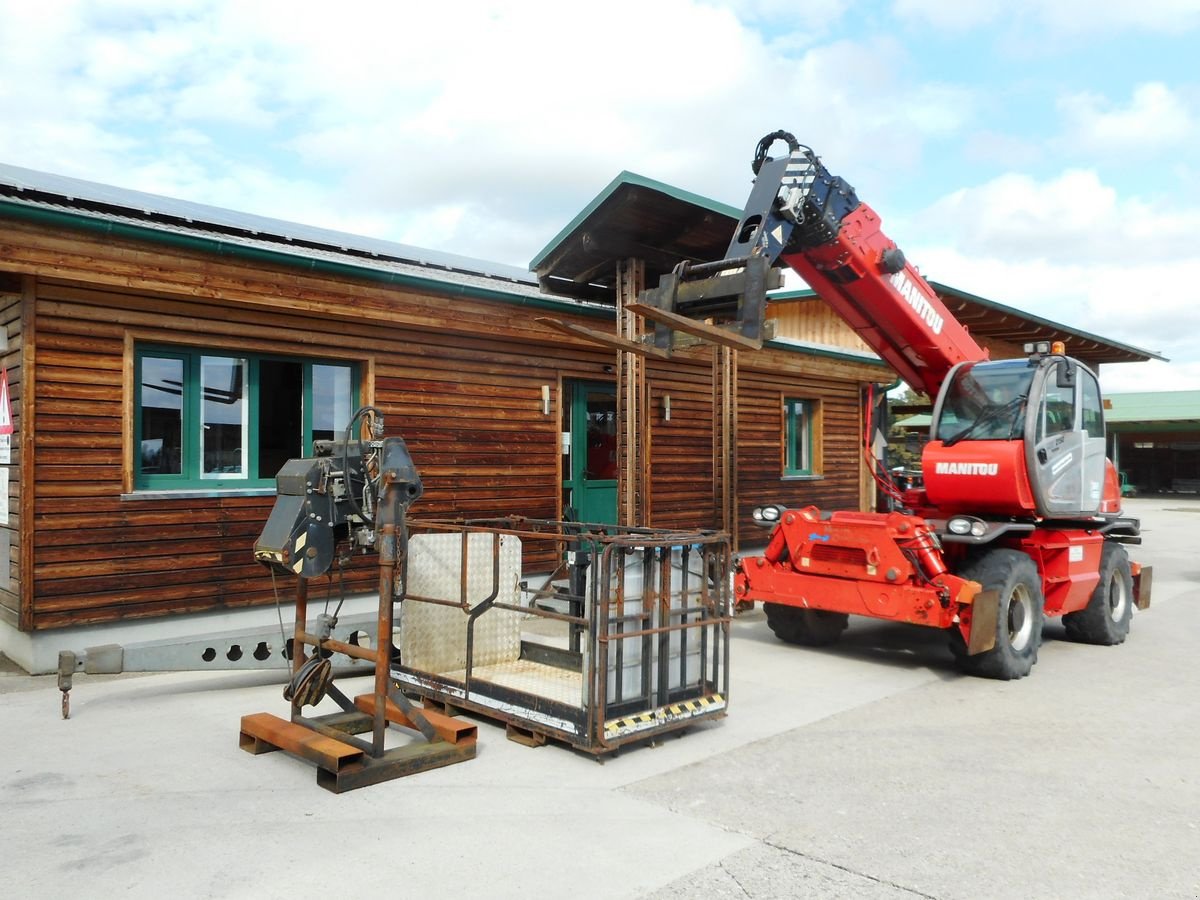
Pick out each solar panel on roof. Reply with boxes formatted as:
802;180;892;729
0;161;536;286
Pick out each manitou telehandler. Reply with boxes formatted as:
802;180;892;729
641;131;1151;679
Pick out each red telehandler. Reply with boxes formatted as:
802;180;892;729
641;131;1150;679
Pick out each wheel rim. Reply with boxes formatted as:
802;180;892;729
1108;571;1129;622
1007;583;1034;651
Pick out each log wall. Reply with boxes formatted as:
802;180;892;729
2;216;884;630
0;278;23;626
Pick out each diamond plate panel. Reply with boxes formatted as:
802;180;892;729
401;533;523;674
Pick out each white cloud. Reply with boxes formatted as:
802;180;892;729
1101;360;1200;394
917;168;1200;265
1057;83;1196;156
0;0;984;266
905;189;1200;393
893;0;1200;33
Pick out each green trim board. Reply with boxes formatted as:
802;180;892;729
764;336;889;368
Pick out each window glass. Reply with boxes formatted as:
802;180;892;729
935;362;1034;442
312;364;353;443
139;356;183;475
1081;372;1104;438
786;398;811;475
200;356;246;477
584;389;617;480
1042;383;1075;436
258;359;304;479
135;346;357;489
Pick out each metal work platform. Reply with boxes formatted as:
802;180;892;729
392;517;732;754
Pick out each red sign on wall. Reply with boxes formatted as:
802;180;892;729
0;368;13;436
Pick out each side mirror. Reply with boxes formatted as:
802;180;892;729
1056;359;1076;390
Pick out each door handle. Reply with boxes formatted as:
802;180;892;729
1037;448;1048;463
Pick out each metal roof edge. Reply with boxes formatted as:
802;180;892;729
0;199;612;320
765;282;1164;363
0;160;536;286
764;336;888;368
529;170;742;271
928;280;1167;363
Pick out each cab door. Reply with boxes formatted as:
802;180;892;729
1078;369;1107;513
1027;360;1099;516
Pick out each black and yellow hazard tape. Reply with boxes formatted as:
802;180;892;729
603;694;726;738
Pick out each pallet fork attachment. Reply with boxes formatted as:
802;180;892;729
636;255;781;353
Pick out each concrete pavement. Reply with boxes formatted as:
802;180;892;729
2;497;1196;898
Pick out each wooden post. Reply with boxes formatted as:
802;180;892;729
712;346;738;544
615;258;647;527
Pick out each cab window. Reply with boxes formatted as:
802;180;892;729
1081;371;1104;438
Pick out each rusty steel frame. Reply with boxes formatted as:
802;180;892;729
239;519;478;793
392;516;732;755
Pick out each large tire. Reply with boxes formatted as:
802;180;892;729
763;603;849;647
1063;542;1133;645
952;549;1044;680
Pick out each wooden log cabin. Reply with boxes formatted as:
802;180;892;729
0;164;1155;671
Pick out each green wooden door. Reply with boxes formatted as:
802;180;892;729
564;381;617;526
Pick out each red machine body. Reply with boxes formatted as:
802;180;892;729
779;208;982;400
921;439;1037;517
683;131;1150;679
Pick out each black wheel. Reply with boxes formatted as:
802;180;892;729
1063;543;1133;645
951;549;1044;680
763;603;849;647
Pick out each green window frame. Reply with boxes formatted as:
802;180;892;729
134;345;359;490
784;398;814;476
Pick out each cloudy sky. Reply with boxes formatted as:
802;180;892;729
2;0;1198;393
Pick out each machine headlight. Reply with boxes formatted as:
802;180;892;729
948;516;988;537
751;504;787;527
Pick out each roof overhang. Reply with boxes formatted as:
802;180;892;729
767;283;1163;367
530;171;740;303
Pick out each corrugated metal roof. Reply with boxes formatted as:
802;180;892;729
1105;390;1200;424
0;161;537;287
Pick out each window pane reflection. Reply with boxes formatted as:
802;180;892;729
140;356;183;475
312;364;352;443
201;356;246;477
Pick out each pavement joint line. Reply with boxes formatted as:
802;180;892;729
762;835;941;899
718;859;753;897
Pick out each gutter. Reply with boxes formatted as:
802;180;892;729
0;199;614;320
2;199;896;370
